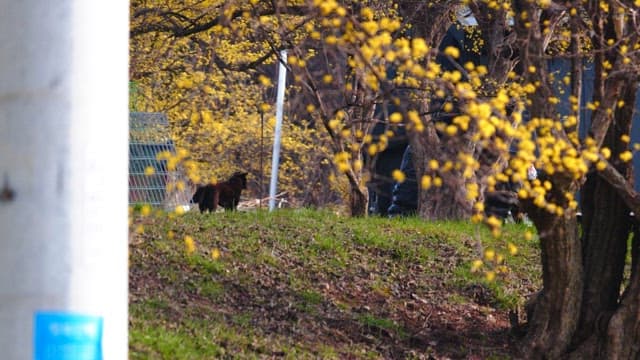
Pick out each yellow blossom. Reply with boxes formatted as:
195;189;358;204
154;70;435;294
466;183;479;200
411;38;429;58
360;7;374;20
353;159;363;171
258;75;272;86
368;144;378;156
421;175;432;189
184;235;196;254
392;169;406;183
389;112;403;123
140;204;152;217
471;260;483;272
484;249;496;261
620;151;633;162
444;46;460;58
486;216;501;229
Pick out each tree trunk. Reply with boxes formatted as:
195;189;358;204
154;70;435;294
597;81;640;360
603;226;640;359
521;201;583;359
571;254;640;359
411;125;474;221
350;185;368;217
522;79;639;359
570;96;633;356
420;172;473;220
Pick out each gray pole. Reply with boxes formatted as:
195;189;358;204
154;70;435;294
0;1;129;359
269;50;287;211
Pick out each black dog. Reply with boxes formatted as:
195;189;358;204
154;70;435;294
191;172;247;213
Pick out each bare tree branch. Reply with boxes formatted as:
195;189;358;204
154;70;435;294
131;5;309;38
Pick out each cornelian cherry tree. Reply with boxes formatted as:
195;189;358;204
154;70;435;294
130;0;339;206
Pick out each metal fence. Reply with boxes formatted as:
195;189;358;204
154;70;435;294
129;112;191;209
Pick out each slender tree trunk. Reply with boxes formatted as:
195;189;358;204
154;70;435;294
411;122;473;220
400;6;457;221
350;185;368;217
420;172;473;220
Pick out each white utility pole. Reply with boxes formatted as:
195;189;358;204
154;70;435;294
0;1;129;359
269;50;287;211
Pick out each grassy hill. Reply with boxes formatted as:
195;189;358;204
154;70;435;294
129;208;540;359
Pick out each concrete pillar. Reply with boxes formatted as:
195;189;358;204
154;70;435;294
0;1;129;358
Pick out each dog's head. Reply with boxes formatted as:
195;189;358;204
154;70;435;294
231;172;248;189
191;185;205;203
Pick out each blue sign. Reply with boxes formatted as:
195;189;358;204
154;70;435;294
34;311;103;360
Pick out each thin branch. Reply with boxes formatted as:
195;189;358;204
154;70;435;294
598;158;640;223
131;5;309;38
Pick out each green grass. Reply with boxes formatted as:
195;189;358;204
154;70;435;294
357;313;407;339
129;208;541;358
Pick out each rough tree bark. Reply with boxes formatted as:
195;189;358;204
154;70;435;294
517;4;640;356
603;229;640;359
349;185;369;217
522;200;583;359
412;124;476;220
511;4;587;354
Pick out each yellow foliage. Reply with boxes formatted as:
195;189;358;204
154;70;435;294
130;0;639;219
